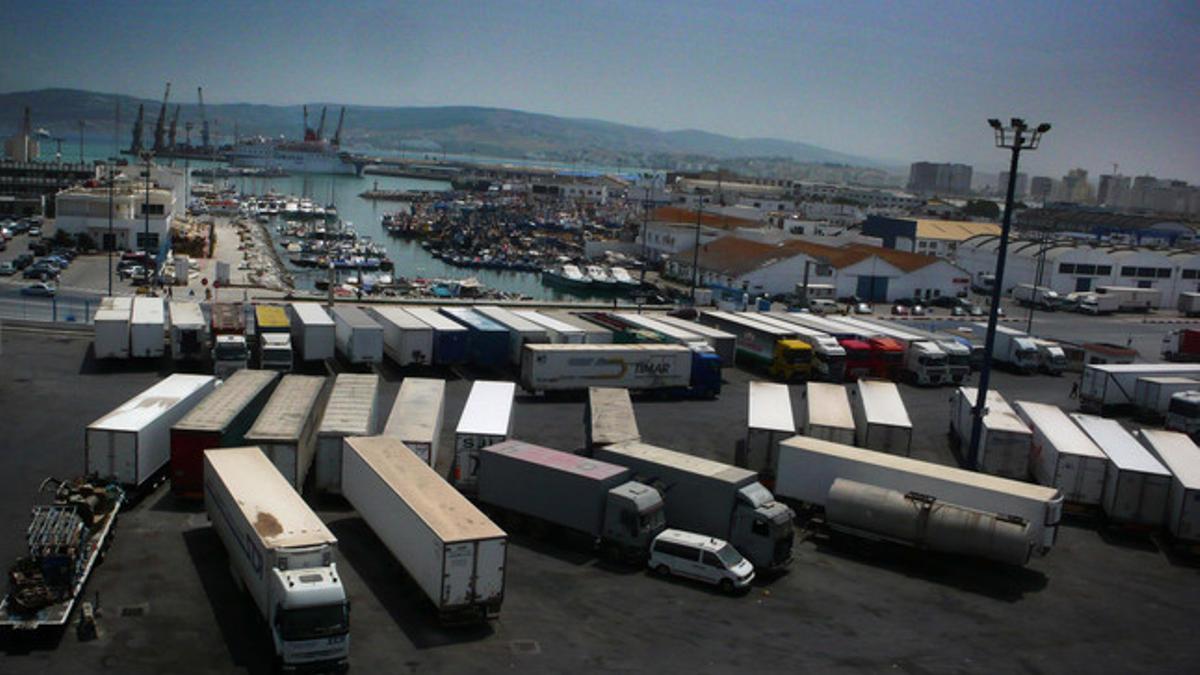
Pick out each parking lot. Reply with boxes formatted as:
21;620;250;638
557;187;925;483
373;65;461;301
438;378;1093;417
2;318;1199;674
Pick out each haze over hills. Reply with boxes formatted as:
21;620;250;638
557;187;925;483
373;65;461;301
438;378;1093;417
0;88;882;170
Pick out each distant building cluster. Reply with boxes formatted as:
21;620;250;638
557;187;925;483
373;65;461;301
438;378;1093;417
906;162;973;196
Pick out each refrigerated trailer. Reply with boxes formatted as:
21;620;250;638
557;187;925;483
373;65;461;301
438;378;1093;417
1072;413;1172;527
452;380;516;490
1013;401;1108;506
289;302;335;361
613;312;713;354
130;296;165;358
331;305;384;366
168;301;207;362
474;305;550;365
441;307;510;369
586;387;640;452
92;296;132;359
382;377;447;467
170;369;280;499
1079;363;1200;413
851;379;913;455
653;315;737;367
513;309;588;344
370;306;434;366
1136;429;1200;542
85;374;218;490
314;374;380;494
342;436;507;622
543;311;613;343
519;343;721;398
404;306;469;365
244;375;328;490
775;435;1063;556
951;387;1032;480
745;381;795;471
804;382;855;445
1133;376;1200;421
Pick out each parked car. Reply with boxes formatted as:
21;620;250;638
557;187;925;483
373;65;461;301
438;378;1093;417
23;264;57;280
0;262;16;276
13;253;33;269
119;264;145;281
929;295;968;309
911;304;927;316
855;302;873;315
21;281;56;297
951;306;966;317
27;226;42;237
967;304;985;317
648;529;754;594
891;304;910;316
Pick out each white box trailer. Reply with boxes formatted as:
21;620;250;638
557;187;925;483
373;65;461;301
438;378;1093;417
1134;376;1200;419
804;382;855;446
85;374;217;489
342;436;506;622
330;305;384;365
1080;363;1200;413
586;387;640;451
1013;401;1108;506
245;375;328;490
452;380;516;489
1178;292;1200;318
92;296;132;359
746;381;795;469
546;311;613;343
1096;285;1160;311
1072;413;1172;526
370;306;434;366
519;343;698;393
314;374;380;493
130;296;165;358
775;435;1063;555
289;303;336;361
168;301;207;362
1136;429;1200;542
614;311;711;351
951;387;1032;479
653;315;737;367
851;379;913;455
474;305;550;365
513;310;587;344
382;377;446;467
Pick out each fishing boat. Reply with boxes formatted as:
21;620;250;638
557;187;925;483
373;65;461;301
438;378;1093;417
609;266;641;290
541;264;592;290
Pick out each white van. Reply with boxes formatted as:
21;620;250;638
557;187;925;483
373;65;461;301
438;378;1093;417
648;529;755;593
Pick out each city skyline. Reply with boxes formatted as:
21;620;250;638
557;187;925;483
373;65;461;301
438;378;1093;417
2;1;1198;182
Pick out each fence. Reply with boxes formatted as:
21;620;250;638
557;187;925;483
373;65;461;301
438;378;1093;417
0;295;100;325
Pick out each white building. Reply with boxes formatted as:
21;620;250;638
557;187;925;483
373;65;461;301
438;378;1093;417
639;206;764;261
54;172;176;252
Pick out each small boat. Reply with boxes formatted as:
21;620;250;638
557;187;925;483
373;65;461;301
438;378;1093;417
541;264;592;289
585;265;620;289
610;266;640;290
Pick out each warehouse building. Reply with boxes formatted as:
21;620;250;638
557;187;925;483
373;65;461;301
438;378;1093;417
861;216;1002;257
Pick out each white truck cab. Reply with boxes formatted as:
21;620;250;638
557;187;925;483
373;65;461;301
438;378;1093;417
213;334;250;379
649;529;755;593
260;332;295;371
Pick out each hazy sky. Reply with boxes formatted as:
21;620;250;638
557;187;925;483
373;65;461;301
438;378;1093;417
2;0;1198;181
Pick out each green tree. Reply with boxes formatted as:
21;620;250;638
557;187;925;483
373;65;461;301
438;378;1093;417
961;200;1000;219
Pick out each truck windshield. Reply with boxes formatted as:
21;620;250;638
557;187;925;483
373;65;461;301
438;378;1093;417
263;348;290;361
1169;399;1200;417
215;343;248;360
640;506;666;531
280;603;348;641
715;544;745;568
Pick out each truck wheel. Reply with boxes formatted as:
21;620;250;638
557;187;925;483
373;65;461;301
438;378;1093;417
655;564;671;577
719;579;735;594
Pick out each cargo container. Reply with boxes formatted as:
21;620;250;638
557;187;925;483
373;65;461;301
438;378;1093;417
473;305;550;365
244;375;328;490
586;387;640;451
314;374;380;494
382;377;446;467
1079;363;1200;413
1072;413;1171;526
1177;292;1200;318
512;309;588;344
331;305;384;365
698;310;811;381
203;447;349;671
92;296;132;359
850;379;913;455
804;382;855;446
594;440;795;571
130;296;165;358
1161;328;1200;363
653;315;737;367
370;306;434;366
404;306;469;365
85;374;218;489
169;369;280;498
342;436;506;622
452;380;516;490
520;343;721;398
167;301;207;362
1136;429;1200;542
440;307;509;368
951;387;1032;479
288;302;335;361
1134;376;1200;421
774;435;1063;555
745;381;795;470
1012;401;1108;506
477;440;665;561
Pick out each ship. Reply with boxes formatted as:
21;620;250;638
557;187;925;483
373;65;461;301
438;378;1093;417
226;105;363;176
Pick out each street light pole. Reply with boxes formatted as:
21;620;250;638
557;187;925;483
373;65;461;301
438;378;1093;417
690;197;703;304
107;161;114;296
967;118;1050;470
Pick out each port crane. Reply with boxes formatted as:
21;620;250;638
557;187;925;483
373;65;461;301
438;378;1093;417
332;107;345;147
316;106;327;141
198;87;210;149
151;82;171;153
129;104;145;154
167;104;180;149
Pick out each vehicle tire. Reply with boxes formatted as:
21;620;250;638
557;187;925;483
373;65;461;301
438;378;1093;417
655;564;671;577
719;579;735;594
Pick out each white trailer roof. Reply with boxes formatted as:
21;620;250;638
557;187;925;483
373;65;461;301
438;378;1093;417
474;305;546;333
131;296;164;324
384;377;446;441
1071;414;1170;475
370;305;428;330
456;380;515;436
807;382;854;431
319;374;379;436
604;440;756;485
1138;429;1200;488
344;436;504;542
758;315;845;351
958;387;1030;435
330;305;380;330
1136;376;1200;386
980;323;1028;337
588;387;640;445
748;381;795;434
89;374;215;432
205;446;336;549
857;380;912;428
614;313;702;342
93;296;132;322
1085;363;1200;375
1012;401;1106;460
701;310;793;336
246;375;327;442
175;370;278;432
405;306;468;332
291;302;334;326
513;310;587;336
168;301;205;329
653;315;735;340
523;343;691;356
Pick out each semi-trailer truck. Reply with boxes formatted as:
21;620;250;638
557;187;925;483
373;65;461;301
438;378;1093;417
440;306;509;368
1013;401;1107;507
1012;283;1061;310
803;382;855;445
828;316;948;386
204;447;349;671
382;377;446;467
254;305;294;371
752;313;847;382
1072;413;1171;527
474;305;551;366
370;306;434;366
168;301;207;362
870;321;972;384
211;303;249;378
1161;329;1200;363
92;296;132;360
593;440;795;571
698;310;811;381
512;309;588;344
452;380;516;491
520;343;721;398
314;374;380;494
1136;429;1200;543
976;324;1039;374
404;306;469;365
289;302;335;362
652;314;737;367
788;314;904;380
244;375;328;490
951;387;1032;479
130;296;165;358
850;379;913;456
1079;363;1200;413
331;305;384;366
1095;286;1159;312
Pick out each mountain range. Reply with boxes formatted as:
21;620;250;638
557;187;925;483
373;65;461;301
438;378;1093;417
0;88;881;169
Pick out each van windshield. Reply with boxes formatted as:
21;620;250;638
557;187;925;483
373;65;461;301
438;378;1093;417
716;544;744;567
